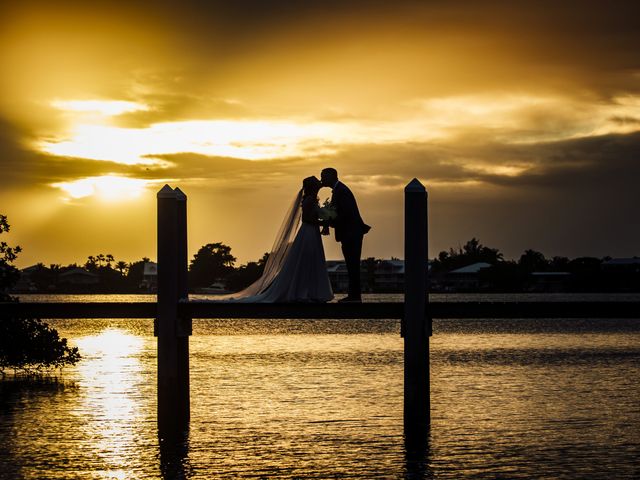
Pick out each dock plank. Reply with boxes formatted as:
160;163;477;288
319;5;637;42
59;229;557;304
0;301;638;319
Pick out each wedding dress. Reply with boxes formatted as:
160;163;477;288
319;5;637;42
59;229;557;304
206;190;334;303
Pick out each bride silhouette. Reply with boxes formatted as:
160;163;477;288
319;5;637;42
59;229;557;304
210;176;334;303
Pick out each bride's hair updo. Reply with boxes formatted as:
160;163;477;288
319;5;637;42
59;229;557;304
302;176;321;199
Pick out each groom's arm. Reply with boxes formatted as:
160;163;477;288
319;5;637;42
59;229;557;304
339;189;359;223
328;189;346;228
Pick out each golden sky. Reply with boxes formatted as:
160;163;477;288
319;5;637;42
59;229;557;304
1;0;639;267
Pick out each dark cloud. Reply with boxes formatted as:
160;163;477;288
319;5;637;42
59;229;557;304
159;0;640;96
383;132;640;258
490;133;640;189
610;116;640;126
4;0;639;124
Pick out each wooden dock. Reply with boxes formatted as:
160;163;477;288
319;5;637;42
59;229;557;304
1;300;638;320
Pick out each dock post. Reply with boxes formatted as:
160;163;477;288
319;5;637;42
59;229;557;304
174;187;191;423
404;178;430;440
157;185;190;434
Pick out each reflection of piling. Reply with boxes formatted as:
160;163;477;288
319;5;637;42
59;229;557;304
159;425;192;479
404;178;430;439
157;185;191;434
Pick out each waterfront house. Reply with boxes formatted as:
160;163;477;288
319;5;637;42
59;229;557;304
140;261;158;291
13;265;41;292
602;257;640;271
58;268;99;286
444;262;492;291
326;261;350;292
528;271;571;292
375;259;405;292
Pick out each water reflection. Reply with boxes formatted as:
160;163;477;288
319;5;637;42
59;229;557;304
1;306;639;478
75;329;148;478
158;427;192;480
404;428;433;480
0;378;74;479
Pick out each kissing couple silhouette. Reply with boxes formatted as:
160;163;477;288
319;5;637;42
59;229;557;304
208;167;370;303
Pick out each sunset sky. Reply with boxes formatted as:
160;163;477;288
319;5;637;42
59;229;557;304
1;0;639;267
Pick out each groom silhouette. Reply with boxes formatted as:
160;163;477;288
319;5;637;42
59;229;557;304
321;168;371;303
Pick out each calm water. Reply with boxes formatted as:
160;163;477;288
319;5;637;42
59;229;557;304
1;294;639;479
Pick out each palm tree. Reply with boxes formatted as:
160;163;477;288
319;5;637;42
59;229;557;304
518;249;548;272
115;260;128;276
49;264;61;285
85;256;97;271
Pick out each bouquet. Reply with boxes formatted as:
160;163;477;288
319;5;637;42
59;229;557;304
318;198;336;235
318;198;337;221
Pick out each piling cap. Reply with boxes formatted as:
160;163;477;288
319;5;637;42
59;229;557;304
157;184;177;198
405;178;427;193
174;187;187;201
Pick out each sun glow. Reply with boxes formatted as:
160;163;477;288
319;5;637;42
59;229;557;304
468;164;532;177
52;175;151;201
40;120;348;163
51;99;148;116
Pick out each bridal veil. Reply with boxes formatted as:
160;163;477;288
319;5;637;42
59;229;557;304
210;190;303;301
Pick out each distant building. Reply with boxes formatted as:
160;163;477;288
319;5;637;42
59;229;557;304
375;259;405;292
13;265;41;292
326;258;423;292
59;268;99;285
529;271;571;292
20;265;41;276
140;261;158;291
444;262;492;291
602;258;640;270
449;262;493;274
326;261;349;292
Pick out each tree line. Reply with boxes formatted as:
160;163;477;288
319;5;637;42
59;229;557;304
9;225;640;294
13;242;271;293
430;238;639;292
21;255;155;293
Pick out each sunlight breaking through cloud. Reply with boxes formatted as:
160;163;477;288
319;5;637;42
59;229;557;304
52;175;152;201
38;119;389;164
51;99;149;116
38;94;640;167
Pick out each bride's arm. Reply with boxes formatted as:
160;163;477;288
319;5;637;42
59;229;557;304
301;197;322;225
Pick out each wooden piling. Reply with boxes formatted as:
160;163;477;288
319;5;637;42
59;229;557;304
175;188;189;303
174;187;191;423
157;185;190;433
404;178;430;437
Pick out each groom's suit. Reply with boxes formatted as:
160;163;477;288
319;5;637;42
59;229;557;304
330;181;371;298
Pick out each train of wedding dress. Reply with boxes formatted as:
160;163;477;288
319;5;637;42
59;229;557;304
202;190;333;303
